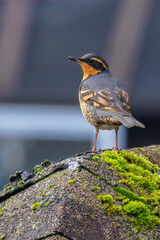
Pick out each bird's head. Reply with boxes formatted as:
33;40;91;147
68;53;109;80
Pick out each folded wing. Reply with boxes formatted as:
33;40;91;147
80;88;145;128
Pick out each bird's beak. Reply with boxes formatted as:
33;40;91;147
67;56;81;63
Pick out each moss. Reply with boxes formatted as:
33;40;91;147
101;150;158;174
115;195;125;201
158;148;160;152
9;170;22;181
68;179;77;184
17;180;24;187
115;223;120;228
0;234;6;240
136;147;144;152
92;186;100;192
97;194;114;204
92;156;99;160
44;159;50;164
62;172;67;175
124;201;152;225
33;159;51;175
145;152;150;156
94;162;98;166
104;204;123;216
97;194;122;216
48;184;53;188
92;156;99;166
7;186;12;190
114;187;145;203
44;202;50;207
122;198;130;204
100;150;160;193
31;202;42;211
124;201;160;227
10;196;13;200
98;149;160;228
109;166;114;170
33;164;43;174
97;176;102;180
128;231;132;236
0;212;3;217
87;214;94;219
135;226;141;233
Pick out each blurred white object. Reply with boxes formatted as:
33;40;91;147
0;104;127;149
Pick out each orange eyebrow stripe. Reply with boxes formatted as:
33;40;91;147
91;57;108;69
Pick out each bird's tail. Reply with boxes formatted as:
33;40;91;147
112;113;145;128
132;117;145;128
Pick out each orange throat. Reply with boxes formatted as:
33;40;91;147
79;62;101;80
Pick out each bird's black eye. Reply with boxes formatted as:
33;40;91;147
89;59;94;63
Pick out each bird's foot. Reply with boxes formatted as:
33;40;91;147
112;147;118;151
92;147;96;152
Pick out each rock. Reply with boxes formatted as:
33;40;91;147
0;145;160;240
20;171;32;181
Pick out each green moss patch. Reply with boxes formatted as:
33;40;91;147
92;156;99;160
104;204;123;216
97;194;122;216
124;201;152;225
33;159;51;175
9;170;22;182
92;186;100;192
17;180;24;187
31;202;42;211
114;187;145;203
136;147;144;152
0;234;6;240
7;186;12;191
68;179;77;184
97;194;114;204
96;150;160;228
94;162;98;166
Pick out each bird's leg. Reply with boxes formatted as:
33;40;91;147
93;128;99;152
115;126;119;150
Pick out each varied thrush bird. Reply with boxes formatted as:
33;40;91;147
68;53;145;151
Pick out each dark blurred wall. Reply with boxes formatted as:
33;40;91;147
0;0;117;104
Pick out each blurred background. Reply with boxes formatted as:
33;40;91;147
0;0;160;189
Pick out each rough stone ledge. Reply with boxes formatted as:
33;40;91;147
0;144;160;240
